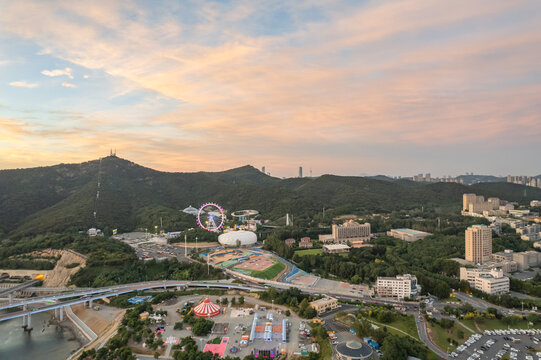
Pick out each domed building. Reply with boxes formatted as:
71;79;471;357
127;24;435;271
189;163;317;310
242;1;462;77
218;230;257;247
336;340;374;360
182;205;199;216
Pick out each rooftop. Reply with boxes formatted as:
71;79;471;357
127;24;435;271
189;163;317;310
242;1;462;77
336;340;373;358
323;244;350;250
393;228;430;235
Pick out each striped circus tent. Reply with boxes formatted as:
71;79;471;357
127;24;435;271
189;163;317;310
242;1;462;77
193;298;221;318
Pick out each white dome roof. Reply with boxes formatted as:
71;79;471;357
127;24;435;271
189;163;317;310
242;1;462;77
182;205;199;215
218;230;257;246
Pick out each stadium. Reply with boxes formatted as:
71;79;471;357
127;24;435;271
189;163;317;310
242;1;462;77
218;230;257;247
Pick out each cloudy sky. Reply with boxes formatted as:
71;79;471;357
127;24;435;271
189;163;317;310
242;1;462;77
0;0;540;177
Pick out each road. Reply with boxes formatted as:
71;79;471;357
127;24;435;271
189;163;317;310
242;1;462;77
414;312;449;359
452;292;538;316
0;279;258;322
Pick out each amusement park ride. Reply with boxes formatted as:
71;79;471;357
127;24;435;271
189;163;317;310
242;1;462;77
196;203;225;232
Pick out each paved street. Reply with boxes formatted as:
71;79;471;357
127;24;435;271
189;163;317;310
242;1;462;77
414;312;449;359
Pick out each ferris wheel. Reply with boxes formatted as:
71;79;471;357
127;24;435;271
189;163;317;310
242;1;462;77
197;203;225;232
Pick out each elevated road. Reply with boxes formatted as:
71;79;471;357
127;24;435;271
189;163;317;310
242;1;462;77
0;279;40;296
0;280;259;322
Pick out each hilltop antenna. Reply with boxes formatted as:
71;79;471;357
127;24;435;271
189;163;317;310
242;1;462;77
184;234;187;257
310;168;312;177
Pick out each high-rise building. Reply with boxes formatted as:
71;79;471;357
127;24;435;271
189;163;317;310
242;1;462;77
299;166;303;178
261;166;266;174
465;225;492;264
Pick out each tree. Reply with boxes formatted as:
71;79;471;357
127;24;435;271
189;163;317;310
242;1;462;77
192;317;214;336
239;296;245;305
231;297;236;306
174;322;183;330
302;306;317;319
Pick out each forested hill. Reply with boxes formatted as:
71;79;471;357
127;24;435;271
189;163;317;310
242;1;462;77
1;156;540;238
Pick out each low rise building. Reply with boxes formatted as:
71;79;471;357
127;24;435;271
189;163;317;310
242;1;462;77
323;244;350;254
512;251;541;270
459;267;509;295
298;237;313;248
284;238;296;247
309;297;338;315
386;228;432;242
517;224;541;241
491;250;514;262
376;274;419;299
318;234;334;243
509;209;530;218
531;200;541;207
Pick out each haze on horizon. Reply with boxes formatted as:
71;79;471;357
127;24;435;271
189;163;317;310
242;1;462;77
0;0;540;178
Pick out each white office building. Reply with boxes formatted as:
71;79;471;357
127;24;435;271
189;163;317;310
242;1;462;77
459;267;509;295
376;274;419;299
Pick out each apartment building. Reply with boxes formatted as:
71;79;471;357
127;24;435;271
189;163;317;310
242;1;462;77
376;274;419;300
465;225;492;264
462;194;500;215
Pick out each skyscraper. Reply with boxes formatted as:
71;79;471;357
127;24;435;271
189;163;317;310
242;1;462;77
261;166;266;174
299;166;303;178
465;225;492;264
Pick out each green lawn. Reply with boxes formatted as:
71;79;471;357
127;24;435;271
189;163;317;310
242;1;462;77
234;260;285;280
294;249;323;257
367;315;421;341
427;321;473;352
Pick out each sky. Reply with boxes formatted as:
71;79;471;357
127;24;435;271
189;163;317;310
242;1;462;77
0;0;540;178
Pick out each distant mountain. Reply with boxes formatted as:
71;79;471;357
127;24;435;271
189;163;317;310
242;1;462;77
1;156;540;238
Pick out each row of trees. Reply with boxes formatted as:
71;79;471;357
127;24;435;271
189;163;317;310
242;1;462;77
259;287;315;318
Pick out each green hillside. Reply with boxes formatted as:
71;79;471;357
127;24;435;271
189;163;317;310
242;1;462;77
1;156;539;238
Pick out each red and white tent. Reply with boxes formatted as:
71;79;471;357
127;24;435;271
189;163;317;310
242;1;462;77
193;298;221;318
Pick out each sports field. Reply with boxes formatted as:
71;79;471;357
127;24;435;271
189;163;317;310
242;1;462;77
294;249;323;257
234;260;285;280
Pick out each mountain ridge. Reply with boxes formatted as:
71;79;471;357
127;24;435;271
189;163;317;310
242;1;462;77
1;156;540;238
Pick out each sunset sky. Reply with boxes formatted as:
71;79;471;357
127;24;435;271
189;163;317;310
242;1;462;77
0;0;540;177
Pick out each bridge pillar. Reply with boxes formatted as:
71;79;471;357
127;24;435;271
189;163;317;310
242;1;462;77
8;293;13;304
27;313;31;329
89;299;93;308
59;306;64;321
23;304;27;311
54;308;59;319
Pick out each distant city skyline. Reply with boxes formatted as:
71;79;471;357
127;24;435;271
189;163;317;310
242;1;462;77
0;1;540;177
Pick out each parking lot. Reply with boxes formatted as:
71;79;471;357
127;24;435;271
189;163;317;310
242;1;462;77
452;329;541;360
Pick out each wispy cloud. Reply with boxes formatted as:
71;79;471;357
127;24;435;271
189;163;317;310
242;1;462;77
61;81;76;88
41;67;73;78
9;81;38;88
0;1;540;176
